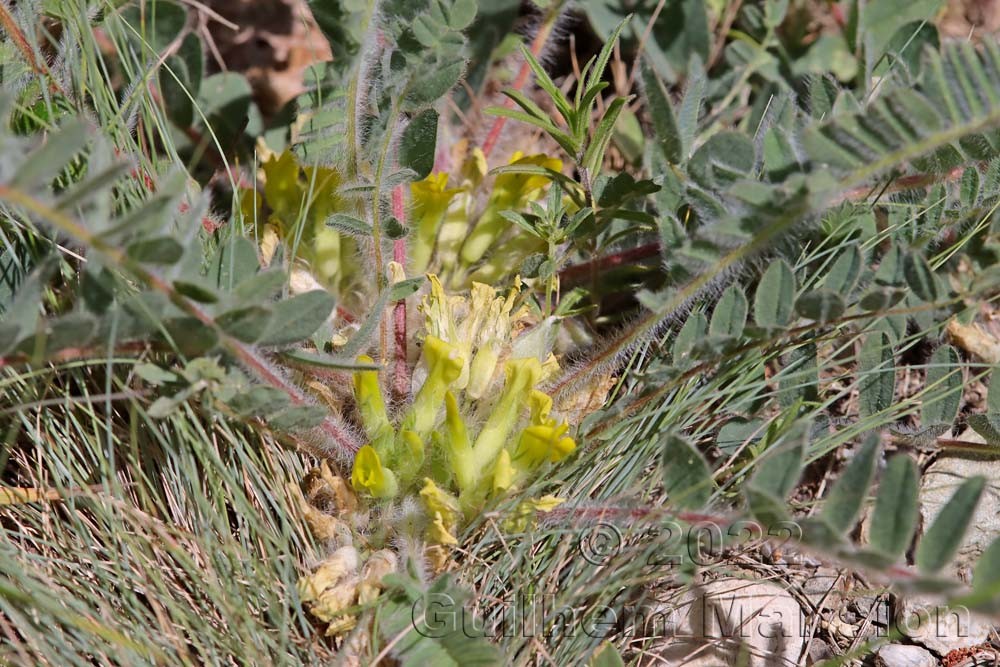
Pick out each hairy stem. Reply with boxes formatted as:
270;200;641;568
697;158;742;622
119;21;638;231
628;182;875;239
482;2;564;158
371;104;401;363
0;184;362;457
546;196;814;402
558;242;661;287
0;3;67;97
391;185;409;403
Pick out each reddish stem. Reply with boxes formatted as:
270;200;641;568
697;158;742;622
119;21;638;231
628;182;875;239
0;341;153;369
391;186;410;403
558;242;662;286
0;4;66;97
539;503;923;582
0;182;361;457
481;10;560;159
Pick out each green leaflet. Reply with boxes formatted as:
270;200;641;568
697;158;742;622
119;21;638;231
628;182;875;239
673;311;707;366
858;332;895;419
795;289;845;323
216;306;273;344
259;291;337;347
748;423;807;500
869;454;920;559
709;285;748;339
819;434;880;535
398;109;439;181
688;131;755;190
640;62;682;165
921;344;963;427
916;476;986;575
967;414;1000;446
589;642;626;667
661;433;713;510
754;259;796;328
824;246;863;295
902;251;939;302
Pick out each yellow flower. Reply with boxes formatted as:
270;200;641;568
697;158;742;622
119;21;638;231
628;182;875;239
243;149;351;289
396;430;425;484
419;478;460;545
262;150;303;225
466;357;544;490
528;495;566;513
436;146;487;273
420;274;528;398
492;449;515;494
514;423;577;467
411;173;463;273
528;389;554;426
504;495;566;532
460;153;563;266
404;336;463;438
443;391;474;493
350;445;398;499
354;355;394;455
421;275;464;365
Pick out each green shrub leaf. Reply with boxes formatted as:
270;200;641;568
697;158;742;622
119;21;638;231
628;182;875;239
674;311;707;366
399;108;439;181
795;289;845;323
821;434;880;535
661;433;713;509
688;131;754;189
127;237;184;265
858;332;895;418
965;537;1000;610
259;290;336;346
749;430;805;499
824;246;862;295
754;259;795;328
709;285;748;339
922;344;963;427
967;414;1000;445
916;476;986;575
217;306;273;343
869;454;920;559
903;252;939;302
641;63;682;164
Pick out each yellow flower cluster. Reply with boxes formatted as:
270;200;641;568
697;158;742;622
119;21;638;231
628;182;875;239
240;150;356;290
349;275;575;544
409;145;562;286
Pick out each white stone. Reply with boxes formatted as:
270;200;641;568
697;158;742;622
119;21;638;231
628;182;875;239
799;567;843;610
648;578;805;666
896;594;993;656
875;644;937;667
918;454;1000;572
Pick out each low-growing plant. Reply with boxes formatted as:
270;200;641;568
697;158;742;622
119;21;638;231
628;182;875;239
2;0;1000;665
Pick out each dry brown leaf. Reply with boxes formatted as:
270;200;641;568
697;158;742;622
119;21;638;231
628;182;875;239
946;318;1000;364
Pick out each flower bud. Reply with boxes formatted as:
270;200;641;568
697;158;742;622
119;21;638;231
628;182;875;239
468;357;543;489
405;336;463;438
353;355;394;455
